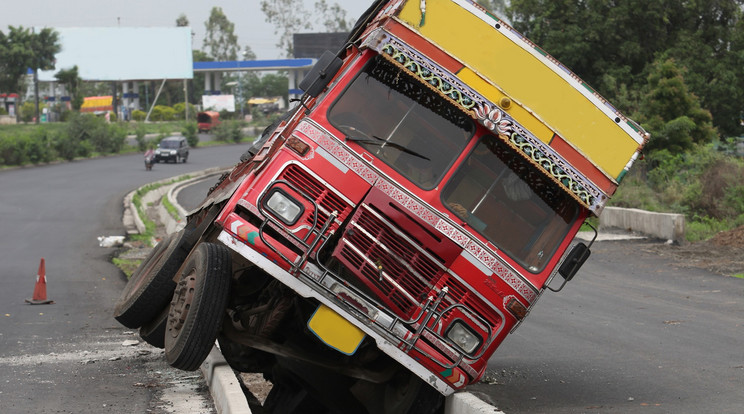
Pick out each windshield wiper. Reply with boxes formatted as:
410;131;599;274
346;134;430;161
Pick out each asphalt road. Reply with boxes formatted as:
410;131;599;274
467;240;744;414
0;140;249;413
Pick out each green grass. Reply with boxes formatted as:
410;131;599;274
732;274;744;279
161;194;181;222
112;257;141;279
129;176;190;246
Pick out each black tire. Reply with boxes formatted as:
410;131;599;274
139;305;169;348
165;242;232;371
113;230;190;329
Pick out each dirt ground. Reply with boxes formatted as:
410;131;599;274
646;225;744;277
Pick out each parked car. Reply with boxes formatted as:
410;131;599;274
154;136;189;163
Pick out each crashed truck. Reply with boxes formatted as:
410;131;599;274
114;0;648;412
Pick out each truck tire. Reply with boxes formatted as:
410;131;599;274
113;229;190;329
165;242;231;371
139;305;168;348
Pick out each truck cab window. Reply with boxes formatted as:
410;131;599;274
443;134;579;272
328;56;475;189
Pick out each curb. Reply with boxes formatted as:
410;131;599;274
201;346;254;414
124;168;503;414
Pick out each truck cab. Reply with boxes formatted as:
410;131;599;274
115;1;647;412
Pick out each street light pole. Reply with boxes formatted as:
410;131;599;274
239;50;247;121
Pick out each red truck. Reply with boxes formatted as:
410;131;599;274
115;1;648;412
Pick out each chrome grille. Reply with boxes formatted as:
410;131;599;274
339;204;446;319
280;164;351;227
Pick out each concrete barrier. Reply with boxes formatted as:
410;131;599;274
600;207;685;243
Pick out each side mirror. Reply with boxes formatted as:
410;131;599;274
299;50;343;98
547;242;591;292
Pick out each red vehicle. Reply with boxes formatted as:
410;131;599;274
115;1;647;412
197;110;220;133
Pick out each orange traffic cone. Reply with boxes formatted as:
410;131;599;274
25;258;54;305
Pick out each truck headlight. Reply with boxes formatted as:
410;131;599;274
446;320;482;354
264;189;304;225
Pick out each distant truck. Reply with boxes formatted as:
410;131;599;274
115;1;648;412
196;111;220;133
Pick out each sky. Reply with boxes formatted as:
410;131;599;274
0;0;371;60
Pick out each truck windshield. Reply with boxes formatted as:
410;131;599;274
328;56;475;189
442;134;579;272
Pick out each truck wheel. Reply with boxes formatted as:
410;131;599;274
383;371;444;414
165;242;231;371
139;305;168;348
114;230;190;329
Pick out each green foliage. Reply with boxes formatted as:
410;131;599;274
182;122;199;147
0;107;7;116
0;130;55;165
203;7;242;60
131;110;146;122
507;0;744;137
0;26;61;98
260;0;351;57
213;120;244;143
611;143;744;241
243;73;289;105
173;102;197;120
640;59;716;154
150;105;176;122
19;102;36;123
54;66;83;110
61;113;125;156
134;123;148;151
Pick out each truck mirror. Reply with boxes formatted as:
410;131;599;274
548;242;591;292
559;242;590;281
300;51;343;98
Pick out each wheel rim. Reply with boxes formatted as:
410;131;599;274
168;267;197;339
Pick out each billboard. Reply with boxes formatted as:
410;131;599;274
202;95;235;112
38;27;193;81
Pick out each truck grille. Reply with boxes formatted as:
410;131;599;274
337;203;501;337
280;164;351;228
339;204;445;319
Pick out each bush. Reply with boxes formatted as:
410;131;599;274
173;103;197;120
64;113;125;155
182;122;199;147
131;110;146;122
0;107;7;115
214;120;243;143
0;135;29;165
150;105;176;122
135;123;148;151
19;102;37;123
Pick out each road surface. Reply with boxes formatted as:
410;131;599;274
0;142;250;413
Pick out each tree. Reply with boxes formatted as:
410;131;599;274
203;7;241;61
0;26;60;118
260;0;352;57
55;66;83;110
176;14;189;27
475;0;507;17
506;0;744;137
313;0;352;32
640;59;716;155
